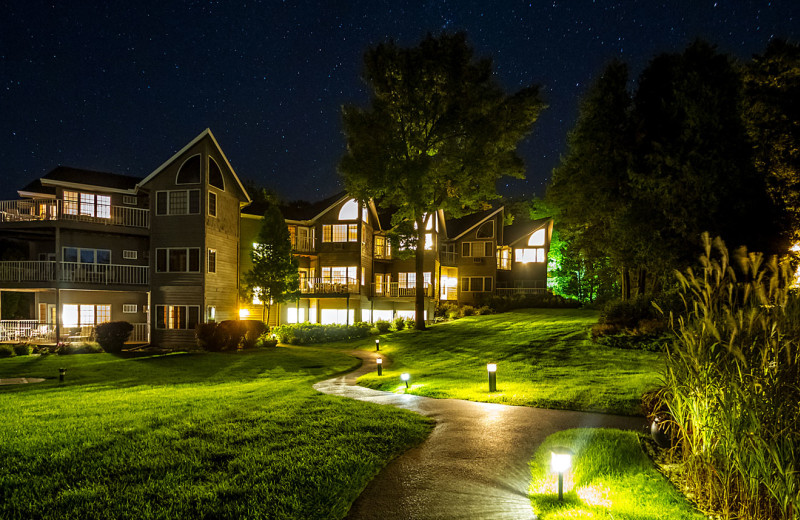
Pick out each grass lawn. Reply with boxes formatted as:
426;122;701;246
0;348;433;519
353;309;663;415
529;428;704;519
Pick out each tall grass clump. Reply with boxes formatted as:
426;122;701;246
655;234;800;519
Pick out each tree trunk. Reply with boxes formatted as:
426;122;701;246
621;266;631;301
414;215;427;330
637;268;647;297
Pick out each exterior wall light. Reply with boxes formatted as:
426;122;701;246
487;363;497;392
550;447;574;501
401;372;410;388
376;339;380;351
376;357;383;376
239;308;250;319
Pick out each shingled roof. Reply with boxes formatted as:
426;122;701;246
38;166;142;192
503;217;552;246
444;206;503;240
242;191;349;221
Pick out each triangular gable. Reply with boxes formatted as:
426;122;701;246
505;218;553;248
449;207;505;241
137;128;251;204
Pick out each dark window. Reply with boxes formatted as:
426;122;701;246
169;249;187;272
208;192;217;217
188;306;200;328
470;277;484;292
156;306;166;329
176;155;201;184
96;250;111;264
485;242;494;257
156;249;167;272
476;221;494;239
64;248;78;262
461;277;469;291
208;158;224;190
462;243;471;257
189;190;200;214
484;277;493;292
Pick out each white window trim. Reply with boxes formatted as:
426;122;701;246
208;191;217;218
122;304;138;313
461;241;493;258
175;154;202;185
460;276;494;293
155;304;200;330
208;248;216;274
155;189;201;216
123;195;137;205
155;247;201;272
122;250;138;260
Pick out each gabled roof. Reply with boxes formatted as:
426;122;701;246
240;191;347;221
37;166;141;193
503;217;553;247
137;128;251;203
445;206;504;241
18;178;56;198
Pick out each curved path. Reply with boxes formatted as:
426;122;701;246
314;351;646;520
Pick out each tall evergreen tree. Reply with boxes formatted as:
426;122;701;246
241;203;299;324
340;32;544;328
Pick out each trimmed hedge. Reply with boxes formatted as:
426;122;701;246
196;320;268;351
0;345;15;358
478;292;581;313
273;322;372;345
95;321;134;354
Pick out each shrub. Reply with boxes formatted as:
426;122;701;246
479;292;581;312
72;342;104;354
13;343;33;356
255;334;278;348
374;320;392;334
405;319;415;330
272;322;373;345
435;301;459;319
95;321;134;354
476;305;493;316
393;317;405;331
460;305;476;317
0;345;14;358
196;320;268;351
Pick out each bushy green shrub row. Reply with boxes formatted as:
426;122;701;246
0;342;105;357
273;322;372;345
196;320;268;351
374;320;392;333
600;289;684;328
478;292;581;312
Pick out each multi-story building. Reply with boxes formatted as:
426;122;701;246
0;130;552;347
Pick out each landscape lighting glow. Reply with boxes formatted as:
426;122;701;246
487;363;497;373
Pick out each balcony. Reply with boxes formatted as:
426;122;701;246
0;321;149;344
374;244;392;260
292;236;315;253
300;277;360;295
372;282;434;298
0;261;149;285
0;199;149;229
439;251;457;266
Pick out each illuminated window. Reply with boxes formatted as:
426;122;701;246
208;157;225;190
321;266;357;284
62;304;110;327
156;305;200;329
207;306;216;322
338;199;359;220
208;249;216;273
425;233;434;250
398;272;431;289
80;193;96;217
529;229;546;246
176;154;201;184
362;207;368;222
322;224;358;242
63;191;79;215
96;195;111;218
96;304;111;324
515;248;546;263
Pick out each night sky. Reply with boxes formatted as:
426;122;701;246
1;1;797;203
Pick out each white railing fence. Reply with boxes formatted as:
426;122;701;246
301;277;360;294
60;263;149;285
372;282;433;298
0;199;149;228
0;321;149;344
0;261;56;282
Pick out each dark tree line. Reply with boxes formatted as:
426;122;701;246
547;39;800;302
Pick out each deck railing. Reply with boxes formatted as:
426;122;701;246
0;261;56;282
495;287;547;295
293;236;315;252
60;262;149;285
372;282;433;298
439;252;457;265
0;199;149;229
301;277;360;295
0;321;149;343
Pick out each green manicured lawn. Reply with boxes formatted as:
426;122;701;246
0;348;433;519
355;309;662;415
529;429;704;519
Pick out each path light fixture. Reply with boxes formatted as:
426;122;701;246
376;357;383;376
550;447;573;501
401;372;410;388
59;368;66;382
376;339;380;351
487;363;497;392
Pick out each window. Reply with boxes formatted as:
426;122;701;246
96;195;111;218
156;305;200;329
338;199;359;220
62;304;110;327
461;241;493;257
123;304;137;313
207;306;216;322
64;191;79;215
515;248;546;263
63;247;111;264
208;249;216;273
208;157;225;190
208;192;217;217
176;154;201;184
80;193;95;216
425;233;434;250
477;220;495;239
123;195;137;205
123;250;138;260
156;190;200;215
321;266;357;284
398;272;431;289
322;224;358;242
529;229;546;246
156;248;201;272
497;247;511;270
460;276;493;292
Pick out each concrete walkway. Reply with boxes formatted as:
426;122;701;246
0;377;45;385
314;351;646;520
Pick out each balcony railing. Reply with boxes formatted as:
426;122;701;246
60;263;149;285
0;199;149;229
0;261;149;285
300;277;360;295
439;252;457;265
495;287;547;295
293;236;315;253
374;244;392;260
0;321;149;344
372;282;433;298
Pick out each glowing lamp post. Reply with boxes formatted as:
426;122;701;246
59;367;66;382
401;372;410;388
375;339;380;351
550;447;573;501
376;357;383;376
487;363;497;392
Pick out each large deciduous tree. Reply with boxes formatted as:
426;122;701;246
339;32;544;328
241;203;299;325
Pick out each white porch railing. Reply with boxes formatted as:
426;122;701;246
293;236;315;252
0;320;55;342
0;261;56;282
60;262;149;285
129;323;150;342
372;282;433;298
301;277;360;294
495;287;547;295
0;199;149;229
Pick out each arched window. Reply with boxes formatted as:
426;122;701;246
176;155;201;184
338;199;359;220
528;229;545;246
476;221;494;239
208;157;225;190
